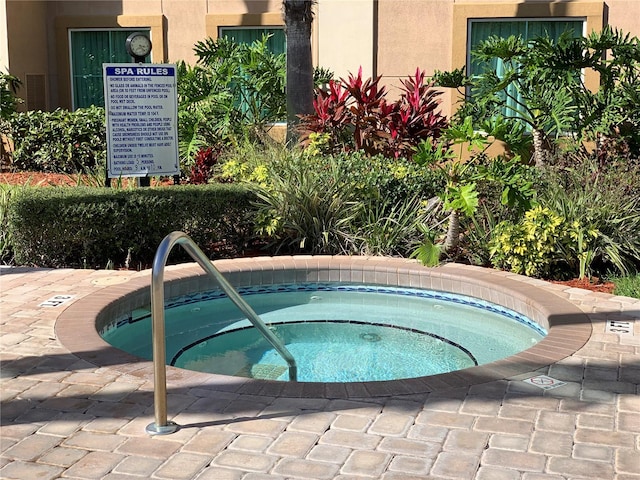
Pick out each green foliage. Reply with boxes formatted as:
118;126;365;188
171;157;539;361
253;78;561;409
437;27;640;163
335;151;445;207
313;67;334;87
7;184;256;268
252;152;363;254
1;72;22;122
458;203;501;267
474;154;537;213
412;115;537;259
578;27;640;162
176;35;286;168
410;224;443;267
0;183;19;263
9;106;106;173
612;274;640;299
216;141;286;187
539;158;640;278
355;194;439;257
218;141;444;256
489;206;564;277
221;142;444;207
489;155;640;279
468;33;579;165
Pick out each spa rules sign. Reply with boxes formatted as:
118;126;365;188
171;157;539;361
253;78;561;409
103;64;179;177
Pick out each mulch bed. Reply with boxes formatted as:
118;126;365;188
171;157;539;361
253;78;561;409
0;172;174;187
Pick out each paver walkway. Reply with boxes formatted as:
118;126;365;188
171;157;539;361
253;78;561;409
1;265;639;479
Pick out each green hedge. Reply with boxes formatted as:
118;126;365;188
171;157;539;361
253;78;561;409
8;184;257;268
9;106;106;173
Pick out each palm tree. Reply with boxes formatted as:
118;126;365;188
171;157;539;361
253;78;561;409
1;73;22;167
283;0;315;141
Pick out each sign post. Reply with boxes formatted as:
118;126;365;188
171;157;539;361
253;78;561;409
103;64;180;181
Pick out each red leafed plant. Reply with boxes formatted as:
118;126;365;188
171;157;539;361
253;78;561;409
298;67;447;159
188;146;222;184
303;79;352;151
387;69;448;158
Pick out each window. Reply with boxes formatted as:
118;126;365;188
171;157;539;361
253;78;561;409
219;27;285;54
467;19;584;117
70;29;150;109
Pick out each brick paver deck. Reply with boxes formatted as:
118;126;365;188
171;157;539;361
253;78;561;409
1;259;638;479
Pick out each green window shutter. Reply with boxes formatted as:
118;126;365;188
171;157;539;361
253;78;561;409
468;20;583;119
70;29;150;109
219;27;286;54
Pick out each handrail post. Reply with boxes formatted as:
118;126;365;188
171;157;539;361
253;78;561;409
145;231;297;436
145;232;180;435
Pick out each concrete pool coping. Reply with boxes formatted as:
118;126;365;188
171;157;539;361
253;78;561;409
56;256;594;399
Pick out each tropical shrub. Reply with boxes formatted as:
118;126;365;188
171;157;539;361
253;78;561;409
187;146;224;184
569;27;640;163
435;26;640;165
10;106;106;173
0;183;17;263
355;194;440;257
177;36;333;169
488;155;640;279
539;158;640;278
298;68;447;159
217;141;444;256
412;115;537;264
176;36;286;168
219;141;444;206
0;73;21;169
252;152;363;254
489;206;565;277
1;72;22;123
1;72;22;159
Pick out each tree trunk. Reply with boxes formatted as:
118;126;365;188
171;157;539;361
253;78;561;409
284;0;315;142
443;209;460;255
532;128;547;167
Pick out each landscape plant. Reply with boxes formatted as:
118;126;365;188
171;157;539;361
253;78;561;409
0;183;18;263
187;146;224;185
435;26;640;165
412;116;537;263
0;72;22;121
555;27;640;163
7;184;256;268
9;106;106;173
538;158;640;278
489;205;565;277
177;35;333;171
435;33;578;166
251;151;363;254
176;35;286;169
355;193;439;257
298;68;447;159
1;72;22;161
612;274;640;299
487;154;640;280
217;140;443;257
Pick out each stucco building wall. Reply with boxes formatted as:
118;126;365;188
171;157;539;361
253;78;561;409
1;0;639;114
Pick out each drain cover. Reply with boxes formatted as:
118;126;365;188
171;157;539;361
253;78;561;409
360;332;382;342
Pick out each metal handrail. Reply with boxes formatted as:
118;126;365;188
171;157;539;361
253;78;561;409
145;231;297;435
